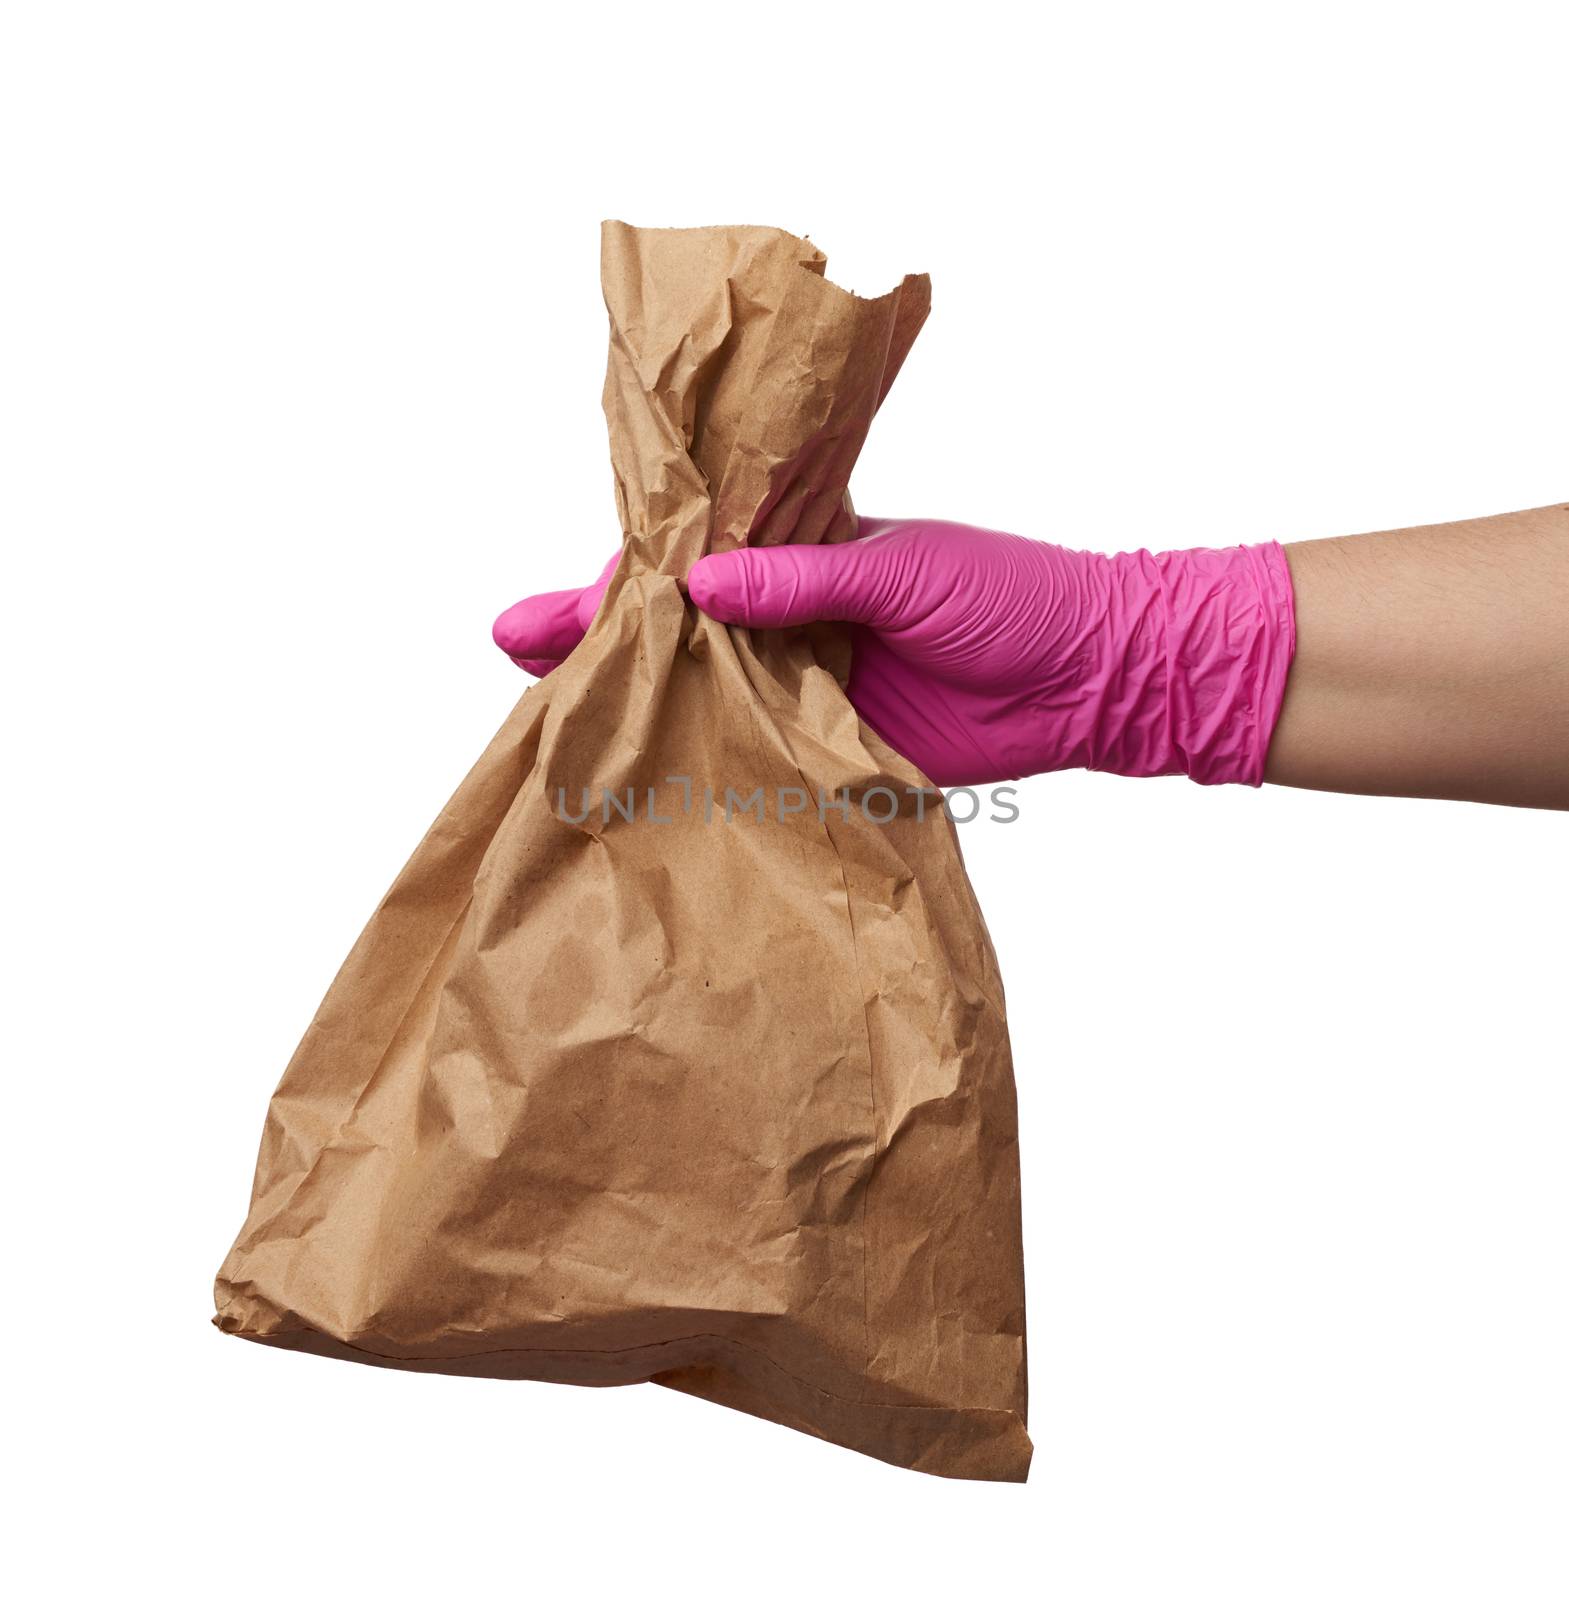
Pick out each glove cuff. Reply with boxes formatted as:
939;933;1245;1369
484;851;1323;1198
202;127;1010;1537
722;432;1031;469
1094;540;1297;786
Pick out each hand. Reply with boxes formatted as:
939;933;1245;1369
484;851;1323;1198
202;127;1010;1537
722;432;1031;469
493;518;1294;788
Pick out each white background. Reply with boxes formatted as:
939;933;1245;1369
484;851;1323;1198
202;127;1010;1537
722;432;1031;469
5;3;1565;1596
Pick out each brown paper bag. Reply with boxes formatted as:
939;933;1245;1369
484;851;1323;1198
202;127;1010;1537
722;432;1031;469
215;222;1031;1481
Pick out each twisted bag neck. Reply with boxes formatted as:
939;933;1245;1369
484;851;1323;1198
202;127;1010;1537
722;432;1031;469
599;222;930;580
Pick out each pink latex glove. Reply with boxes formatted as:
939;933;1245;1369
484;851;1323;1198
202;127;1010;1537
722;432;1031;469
493;519;1296;788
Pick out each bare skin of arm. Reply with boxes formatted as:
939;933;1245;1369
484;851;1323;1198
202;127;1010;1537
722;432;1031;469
1265;504;1569;809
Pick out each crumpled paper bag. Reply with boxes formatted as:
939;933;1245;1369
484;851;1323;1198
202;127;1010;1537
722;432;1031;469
215;221;1031;1481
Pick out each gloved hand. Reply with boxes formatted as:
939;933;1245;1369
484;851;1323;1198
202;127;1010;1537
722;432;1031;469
493;518;1296;787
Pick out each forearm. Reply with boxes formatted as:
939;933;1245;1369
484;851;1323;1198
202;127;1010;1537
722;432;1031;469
1264;504;1569;809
